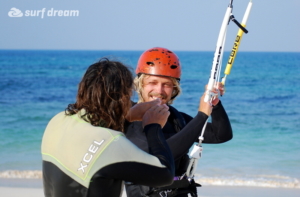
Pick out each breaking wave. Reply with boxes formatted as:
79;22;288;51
0;171;299;189
194;173;300;189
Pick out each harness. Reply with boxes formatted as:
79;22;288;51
144;106;201;197
144;178;200;197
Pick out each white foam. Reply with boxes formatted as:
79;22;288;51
1;170;299;189
195;174;300;188
0;170;42;179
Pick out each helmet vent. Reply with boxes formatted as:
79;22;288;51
170;65;177;69
146;62;154;66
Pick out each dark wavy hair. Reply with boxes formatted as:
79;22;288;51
65;58;133;132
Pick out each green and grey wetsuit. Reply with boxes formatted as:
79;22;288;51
41;111;174;197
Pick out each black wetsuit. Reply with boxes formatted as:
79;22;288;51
125;101;232;197
41;111;175;197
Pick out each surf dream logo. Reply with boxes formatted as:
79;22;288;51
8;7;79;19
8;8;23;17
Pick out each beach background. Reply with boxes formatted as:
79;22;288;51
1;0;300;196
0;50;299;197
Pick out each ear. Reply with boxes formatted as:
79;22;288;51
172;87;179;98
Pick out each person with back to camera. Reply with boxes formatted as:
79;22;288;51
125;47;233;197
41;58;175;197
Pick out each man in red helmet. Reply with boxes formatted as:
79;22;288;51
125;47;232;197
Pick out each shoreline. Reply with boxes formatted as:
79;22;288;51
1;185;299;197
1;170;299;189
0;178;299;197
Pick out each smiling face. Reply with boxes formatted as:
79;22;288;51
141;75;174;104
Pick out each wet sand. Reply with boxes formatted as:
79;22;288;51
0;178;299;197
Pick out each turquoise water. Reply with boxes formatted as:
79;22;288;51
0;50;299;188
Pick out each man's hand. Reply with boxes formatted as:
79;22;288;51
199;94;213;116
142;104;170;128
211;82;225;106
199;82;224;116
126;99;162;122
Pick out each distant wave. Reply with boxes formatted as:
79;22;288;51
0;170;299;189
0;170;42;179
194;173;300;189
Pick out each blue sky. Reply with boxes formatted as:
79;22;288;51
1;0;299;52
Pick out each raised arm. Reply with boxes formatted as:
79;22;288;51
202;101;233;143
95;104;175;187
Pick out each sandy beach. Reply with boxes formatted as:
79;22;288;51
1;178;299;197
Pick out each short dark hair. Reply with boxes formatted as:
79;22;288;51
66;58;133;132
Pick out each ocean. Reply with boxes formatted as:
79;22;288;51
0;50;299;188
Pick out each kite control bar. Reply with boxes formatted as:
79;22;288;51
186;0;252;179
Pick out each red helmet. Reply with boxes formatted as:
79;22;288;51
136;47;181;80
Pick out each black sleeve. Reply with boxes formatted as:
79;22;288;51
166;112;209;160
96;123;175;187
202;100;233;143
144;124;175;172
165;101;232;160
